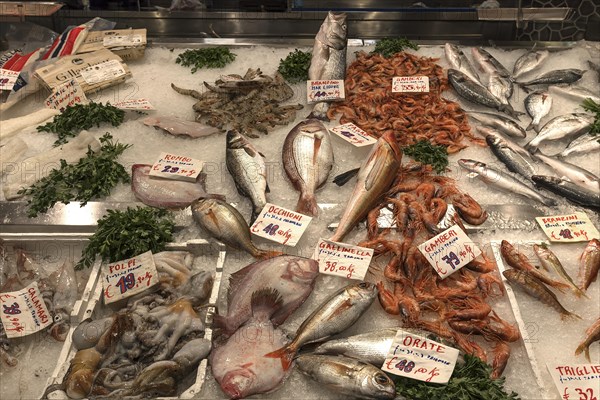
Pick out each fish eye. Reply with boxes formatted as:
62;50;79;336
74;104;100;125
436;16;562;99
375;374;389;384
358;282;368;288
54;315;62;322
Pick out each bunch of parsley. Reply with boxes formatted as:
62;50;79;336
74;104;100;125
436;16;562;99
278;49;312;83
581;98;600;138
372;38;419;58
403;140;449;174
176;47;236;73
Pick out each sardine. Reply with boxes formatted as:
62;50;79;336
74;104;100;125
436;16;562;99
525;113;594;151
579;239;600;291
265;281;378;370
525;91;552;132
575;318;600;362
549;85;600;104
282;119;334;216
531;175;600;210
481;127;539;181
533;243;587;298
142;116;221;138
226;130;269;223
512;49;549;80
458;159;556;206
213;255;318;336
558;134;600;158
295;355;395;400
467;110;526;138
331;131;402;242
308;12;347;120
517;69;585;93
444;43;481;83
533;150;600;194
502;268;580;320
191;197;281;259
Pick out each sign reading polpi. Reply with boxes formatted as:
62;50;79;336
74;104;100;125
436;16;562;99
382;329;459;384
547;363;600;400
392;76;430;93
102;251;159;304
417;225;481;279
0;68;19;91
44;79;89;111
80;59;126;85
307;80;345;103
113;98;155;111
0;282;52;338
250;203;312;246
330;123;377;147
535;212;599;242
149;152;203;182
313;239;374;280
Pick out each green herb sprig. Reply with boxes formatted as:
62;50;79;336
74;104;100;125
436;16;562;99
395;354;520;400
175;47;236;73
278;49;312;83
18;133;131;218
76;207;174;270
581;98;600;137
403;140;449;174
372;38;419;58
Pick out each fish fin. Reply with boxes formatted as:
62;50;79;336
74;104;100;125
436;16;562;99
265;182;270;193
500;104;526;120
243;146;258;158
296;192;319;217
271;296;306;326
333;168;360;186
312;134;323;165
254;249;284;261
517;82;531;93
525;121;535;131
251;288;283;320
227;267;256;304
206;209;220;228
561;311;582;321
196;172;207;192
258;151;266;158
250;208;261;225
365;150;388;191
541;196;558;207
264;345;297;371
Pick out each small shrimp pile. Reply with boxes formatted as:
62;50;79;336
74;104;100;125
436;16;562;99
328;51;483;153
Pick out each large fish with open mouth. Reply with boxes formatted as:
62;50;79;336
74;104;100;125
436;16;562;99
132;164;207;208
308;12;347;120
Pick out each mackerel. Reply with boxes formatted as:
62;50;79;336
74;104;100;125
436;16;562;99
517;69;585;93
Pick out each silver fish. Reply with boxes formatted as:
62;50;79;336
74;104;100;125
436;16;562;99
142;116;221;138
549;85;600;104
471;48;513;105
512;49;549;79
480;126;539;180
472;47;512;78
226;130;269;223
296;355;395;400
525;91;552;132
533;150;600;194
265;281;378;370
517;69;585;93
531;175;600;210
282;119;334;217
308;12;347;120
314;328;397;366
467;110;526;138
559;134;600;158
444;43;481;83
458;159;556;206
526;113;594;151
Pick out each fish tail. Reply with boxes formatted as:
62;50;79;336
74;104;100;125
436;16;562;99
296;192;319;217
572;285;590;299
517;83;531;93
308;102;330;121
575;342;591;362
264;344;297;371
254;248;284;260
333;168;360;186
541;196;558;207
561;310;582;321
525;121;535;131
501;104;526;120
250;208;261;225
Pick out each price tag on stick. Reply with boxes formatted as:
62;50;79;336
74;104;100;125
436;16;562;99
250;203;312;246
313;238;374;280
102;251;159;304
547;363;600;400
536;212;599;242
0;282;52;338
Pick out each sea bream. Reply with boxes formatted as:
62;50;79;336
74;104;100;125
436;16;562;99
142;115;221;138
308;12;347;120
444;43;481;83
579;238;600;291
282;118;334;216
525;113;594;151
512;49;549;79
525;91;552;132
532;150;600;194
558;134;600;158
517;69;585;93
531;175;600;210
467;110;526;138
132;164;207;208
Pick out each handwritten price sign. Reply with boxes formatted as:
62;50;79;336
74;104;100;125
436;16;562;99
102;251;159;304
330;123;377;147
548;363;600;400
306;80;345;103
250;203;312;246
536;213;599;243
0;68;19;91
149;152;203;182
417;225;481;279
44;79;89;112
113;98;155;111
382;329;459;383
392;76;430;93
313;239;373;280
0;282;52;338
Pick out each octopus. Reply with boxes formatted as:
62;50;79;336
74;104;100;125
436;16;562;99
172;68;303;138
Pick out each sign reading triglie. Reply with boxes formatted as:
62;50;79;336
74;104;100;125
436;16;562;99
307;79;345;103
313;238;374;280
535;212;600;242
0;282;52;338
547;363;600;400
149;152;204;182
250;203;312;246
102;251;159;304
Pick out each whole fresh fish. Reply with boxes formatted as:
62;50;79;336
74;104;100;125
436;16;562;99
331;131;402;242
283;119;334;216
471;48;513;105
525;113;594;151
0;108;60;142
265;281;378;370
533;243;587;298
575;318;600;362
531;175;600;210
226;130;269;223
500;240;570;292
533;150;600;193
472;47;512;78
559;134;600;158
314;328;397;366
525;91;552;132
132;164;207;208
295;354;395;400
467;110;526;138
213;255;318;336
458;159;556;206
308;12;347;120
517;69;585;93
549;85;600;104
444;43;481;83
211;290;290;399
448;69;522;119
502;269;580;320
191;197;281;259
481;127;538;181
512;49;549;79
579;238;600;291
142;116;221;138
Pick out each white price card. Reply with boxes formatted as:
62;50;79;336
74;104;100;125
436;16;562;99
250;203;312;246
149;152;204;182
103;34;143;47
536;212;600;242
382;329;459;384
547;363;600;400
0;282;52;338
44;79;89;111
306;79;345;103
330;123;377;147
101;251;159;304
313;238;374;280
0;68;19;91
113;98;155;111
392;76;430;93
80;59;126;85
417;225;481;279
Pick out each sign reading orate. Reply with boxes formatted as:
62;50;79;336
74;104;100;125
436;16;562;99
113;98;155;111
330;123;377;147
0;282;52;338
417;225;481;279
0;68;19;91
547;363;600;400
392;76;430;93
251;203;312;246
307;80;345;103
80;59;126;85
536;212;600;242
149;152;204;182
102;251;159;304
382;329;459;384
44;79;89;111
313;239;374;280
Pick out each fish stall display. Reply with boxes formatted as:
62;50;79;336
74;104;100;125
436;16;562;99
1;12;600;400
